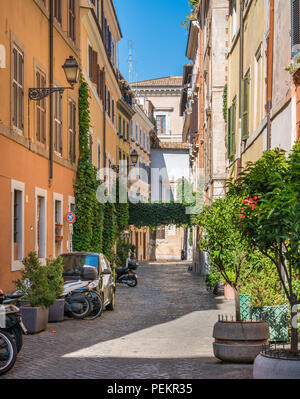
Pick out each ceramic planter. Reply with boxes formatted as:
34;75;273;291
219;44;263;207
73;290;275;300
20;306;49;334
253;353;300;379
48;299;65;322
213;320;269;363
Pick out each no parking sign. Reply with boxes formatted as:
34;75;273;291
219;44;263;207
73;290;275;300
66;211;76;224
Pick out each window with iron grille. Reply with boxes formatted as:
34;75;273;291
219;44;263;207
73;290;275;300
54;90;63;155
12;45;24;132
36;70;46;144
68;0;76;42
54;0;62;24
69;99;76;163
292;0;300;58
13;190;22;244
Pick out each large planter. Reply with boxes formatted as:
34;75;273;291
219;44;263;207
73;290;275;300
213;320;269;363
253;353;300;379
48;299;65;323
20;306;49;334
250;304;289;342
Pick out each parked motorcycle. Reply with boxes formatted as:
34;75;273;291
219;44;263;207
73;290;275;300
62;265;98;319
0;290;27;375
115;260;138;287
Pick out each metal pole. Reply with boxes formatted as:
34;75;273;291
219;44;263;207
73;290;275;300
49;0;54;182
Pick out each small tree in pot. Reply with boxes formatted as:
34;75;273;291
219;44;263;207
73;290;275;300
229;143;300;377
196;195;270;363
46;256;65;322
14;252;57;333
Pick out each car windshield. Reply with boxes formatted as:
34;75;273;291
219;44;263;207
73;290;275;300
61;254;99;277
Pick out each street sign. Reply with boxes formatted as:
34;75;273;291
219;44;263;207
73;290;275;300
66;211;76;224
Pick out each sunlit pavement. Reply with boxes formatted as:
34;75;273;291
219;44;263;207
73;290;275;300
2;262;253;379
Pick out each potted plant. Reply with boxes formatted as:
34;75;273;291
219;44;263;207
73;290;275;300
14;252;57;334
46;256;65;323
229;144;300;378
197;195;269;363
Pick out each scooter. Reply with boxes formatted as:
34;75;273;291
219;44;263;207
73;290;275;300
115;260;138;287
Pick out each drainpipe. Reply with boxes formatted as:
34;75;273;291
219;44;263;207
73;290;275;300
266;0;274;150
49;0;54;182
238;0;244;176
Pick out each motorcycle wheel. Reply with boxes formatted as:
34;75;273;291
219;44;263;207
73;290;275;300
84;292;103;320
8;324;23;353
71;296;92;319
126;276;137;287
0;330;17;375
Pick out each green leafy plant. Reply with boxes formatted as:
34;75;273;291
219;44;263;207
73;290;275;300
285;57;300;75
45;256;64;299
73;76;99;252
196;195;256;321
232;143;300;353
182;0;199;29
14;252;57;308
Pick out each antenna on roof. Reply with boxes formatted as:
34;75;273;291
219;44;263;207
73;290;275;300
129;40;133;84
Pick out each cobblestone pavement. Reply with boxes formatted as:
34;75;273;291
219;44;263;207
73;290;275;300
2;262;253;379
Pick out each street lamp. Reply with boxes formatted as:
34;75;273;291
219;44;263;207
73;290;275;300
28;56;79;101
130;150;139;166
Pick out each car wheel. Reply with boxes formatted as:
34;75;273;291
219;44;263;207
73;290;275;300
106;289;115;311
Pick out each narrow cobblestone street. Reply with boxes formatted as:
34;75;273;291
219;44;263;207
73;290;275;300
2;263;253;379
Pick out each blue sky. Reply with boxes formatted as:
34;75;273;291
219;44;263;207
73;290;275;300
114;0;191;83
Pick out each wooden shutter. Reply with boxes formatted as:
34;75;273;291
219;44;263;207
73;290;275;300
88;45;93;80
227;106;232;158
241;74;250;141
292;0;300;58
231;100;236;156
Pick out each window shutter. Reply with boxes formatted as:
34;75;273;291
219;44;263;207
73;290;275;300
231;100;236;156
241;75;249;141
88;45;93;80
227;106;232;158
292;0;300;58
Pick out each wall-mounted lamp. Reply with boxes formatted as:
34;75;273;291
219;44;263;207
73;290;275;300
28;56;79;101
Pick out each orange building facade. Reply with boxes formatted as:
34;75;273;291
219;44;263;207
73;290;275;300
0;0;81;290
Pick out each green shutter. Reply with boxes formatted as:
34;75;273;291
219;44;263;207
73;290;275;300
227;106;232;159
231;100;236;157
241;75;249;141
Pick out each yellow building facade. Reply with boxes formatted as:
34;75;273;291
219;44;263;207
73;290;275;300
226;0;266;175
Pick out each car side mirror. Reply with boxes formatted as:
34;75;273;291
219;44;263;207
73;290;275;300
81;266;98;281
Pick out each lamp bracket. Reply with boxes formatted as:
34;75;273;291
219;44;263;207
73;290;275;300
28;86;73;101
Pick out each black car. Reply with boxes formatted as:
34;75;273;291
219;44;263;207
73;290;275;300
60;252;115;311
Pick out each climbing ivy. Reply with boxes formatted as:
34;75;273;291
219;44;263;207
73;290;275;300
73;76;99;252
102;201;117;262
129;202;192;229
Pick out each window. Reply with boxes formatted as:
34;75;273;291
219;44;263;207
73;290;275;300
131;120;133;138
88;45;98;84
241;72;250;140
36;70;46;144
156;115;166;134
54;0;62;24
140;128;142;146
89;129;93;163
156;226;166;240
292;0;300;58
123;119;126;139
68;0;76;42
143;131;146;149
12;45;24;132
54;194;63;257
136;123;139;141
112;99;115;124
97;140;101;170
68;99;76;163
254;45;263;129
127;123;129;140
13;190;22;249
54;90;62;155
227;97;236;160
119;115;122;136
35;188;47;259
232;0;237;39
105;86;111;116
